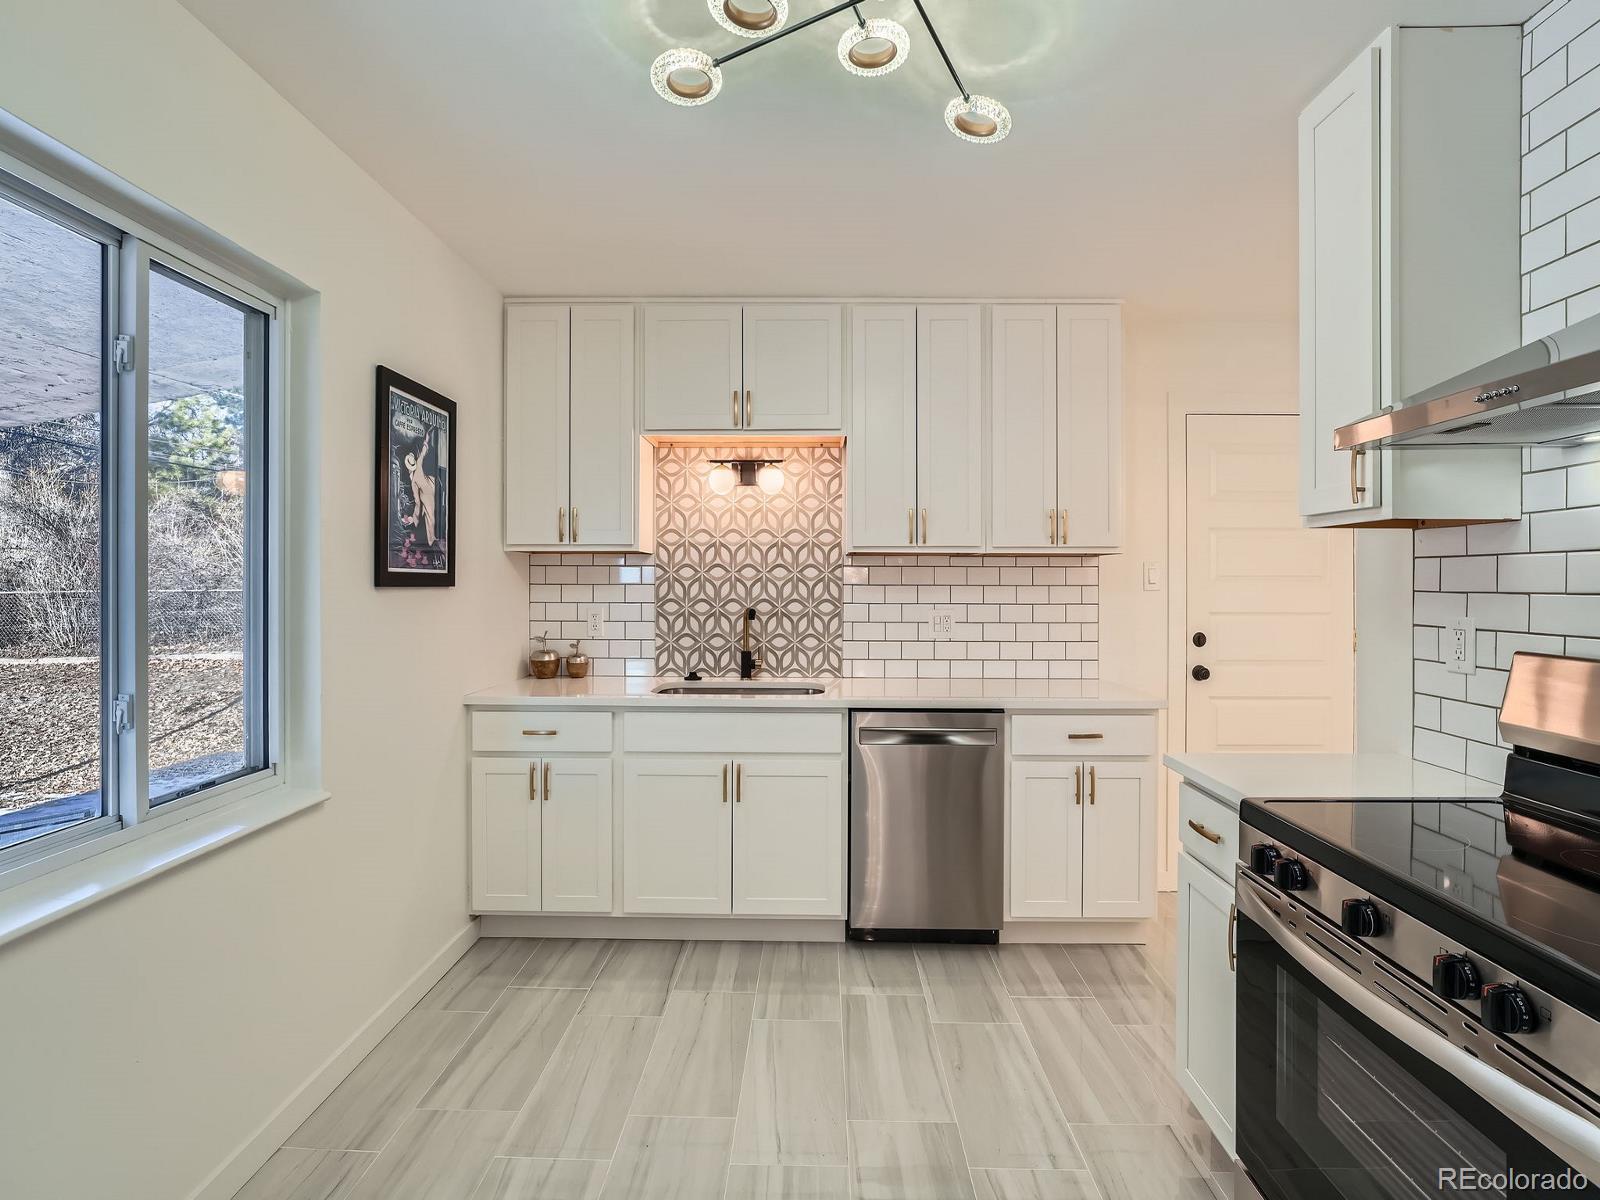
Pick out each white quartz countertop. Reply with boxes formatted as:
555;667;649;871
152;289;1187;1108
1163;752;1504;810
465;675;1164;712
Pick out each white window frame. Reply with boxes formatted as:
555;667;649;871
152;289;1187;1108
0;155;297;896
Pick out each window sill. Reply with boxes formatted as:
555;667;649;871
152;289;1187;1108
0;784;329;950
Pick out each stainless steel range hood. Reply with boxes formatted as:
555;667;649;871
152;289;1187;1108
1334;311;1600;449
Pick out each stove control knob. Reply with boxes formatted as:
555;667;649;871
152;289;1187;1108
1249;844;1282;876
1273;858;1311;891
1482;983;1539;1035
1431;953;1482;1001
1340;899;1383;937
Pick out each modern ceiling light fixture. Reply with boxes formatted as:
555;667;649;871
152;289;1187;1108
650;0;1009;144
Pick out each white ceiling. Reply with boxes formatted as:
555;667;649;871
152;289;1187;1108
178;0;1536;318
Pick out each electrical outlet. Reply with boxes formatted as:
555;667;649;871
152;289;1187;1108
1445;618;1477;675
929;606;958;640
579;604;605;639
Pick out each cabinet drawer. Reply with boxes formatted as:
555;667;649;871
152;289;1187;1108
1010;714;1153;758
625;710;843;756
1178;783;1238;881
471;710;614;754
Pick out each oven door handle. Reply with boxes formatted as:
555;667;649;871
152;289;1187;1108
1236;881;1600;1180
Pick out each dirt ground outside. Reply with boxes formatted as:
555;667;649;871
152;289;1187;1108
1;649;244;809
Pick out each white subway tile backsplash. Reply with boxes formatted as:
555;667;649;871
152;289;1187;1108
1414;592;1468;627
1531;591;1600;633
1440;556;1498;592
1496;552;1566;592
1522;468;1568;511
1531;504;1600;549
1467;591;1531;631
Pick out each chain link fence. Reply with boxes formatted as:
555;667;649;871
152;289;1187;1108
0;588;243;653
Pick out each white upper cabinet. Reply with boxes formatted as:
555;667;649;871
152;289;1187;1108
643;304;743;431
848;305;983;552
743;304;843;431
917;306;985;550
643;303;843;433
848;306;918;548
992;304;1123;551
504;302;642;550
1298;27;1522;527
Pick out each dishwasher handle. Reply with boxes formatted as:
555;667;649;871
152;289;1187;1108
857;727;999;747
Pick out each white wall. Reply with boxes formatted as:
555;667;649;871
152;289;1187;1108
0;3;525;1197
1411;0;1600;783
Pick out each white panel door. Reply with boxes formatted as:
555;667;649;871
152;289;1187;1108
642;304;743;431
848;305;918;549
917;305;985;550
1057;305;1122;549
1079;760;1155;919
622;756;733;914
1008;759;1082;919
743;304;843;431
568;305;636;547
733;756;844;916
1187;415;1354;754
1177;853;1236;1157
990;305;1058;549
1299;47;1382;517
504;304;569;546
470;757;540;912
541;757;614;913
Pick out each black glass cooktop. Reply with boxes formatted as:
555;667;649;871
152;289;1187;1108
1241;793;1600;1003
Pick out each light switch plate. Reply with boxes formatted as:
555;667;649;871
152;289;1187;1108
1142;561;1161;592
1445;618;1477;675
929;607;959;640
579;604;606;639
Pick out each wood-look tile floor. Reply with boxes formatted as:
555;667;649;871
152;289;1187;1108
237;895;1234;1200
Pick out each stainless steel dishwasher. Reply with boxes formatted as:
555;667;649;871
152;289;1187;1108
848;711;1005;942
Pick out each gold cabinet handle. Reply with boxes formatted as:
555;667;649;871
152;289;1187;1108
557;506;566;543
920;508;928;545
1074;764;1082;806
1350;448;1367;504
1060;509;1069;545
543;761;551;801
528;762;537;803
721;763;729;804
908;508;915;545
744;389;753;427
522;729;558;737
1048;508;1057;545
571;507;579;542
1088;765;1097;805
1067;733;1103;741
1187;818;1223;845
1228;902;1238;972
735;762;743;802
732;388;741;427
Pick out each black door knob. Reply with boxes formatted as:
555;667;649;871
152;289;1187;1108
1340;899;1383;937
1249;843;1282;876
1482;983;1538;1034
1191;665;1210;681
1273;858;1312;891
1192;632;1207;647
1432;953;1482;1001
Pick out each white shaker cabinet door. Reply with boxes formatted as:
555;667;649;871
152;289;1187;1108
643;304;743;431
847;305;918;549
1177;852;1237;1157
732;756;844;916
568;305;637;547
743;304;843;431
622;756;733;914
1298;46;1382;519
990;305;1059;549
1079;759;1155;919
541;757;614;913
1057;304;1122;549
470;757;541;913
1008;759;1083;919
504;304;569;546
917;305;985;550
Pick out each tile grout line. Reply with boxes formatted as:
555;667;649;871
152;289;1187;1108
912;946;980;1200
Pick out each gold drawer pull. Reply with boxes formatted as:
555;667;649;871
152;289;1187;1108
1067;733;1104;740
522;729;559;737
1188;819;1223;845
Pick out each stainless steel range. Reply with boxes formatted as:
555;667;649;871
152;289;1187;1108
1234;653;1600;1200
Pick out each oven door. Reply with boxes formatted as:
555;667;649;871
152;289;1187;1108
1235;878;1600;1200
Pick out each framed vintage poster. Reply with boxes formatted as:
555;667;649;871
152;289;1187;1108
374;366;457;587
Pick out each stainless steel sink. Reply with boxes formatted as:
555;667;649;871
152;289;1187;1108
652;683;826;696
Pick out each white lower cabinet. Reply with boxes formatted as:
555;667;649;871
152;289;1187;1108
1177;849;1236;1157
622;754;844;917
470;756;612;914
1008;754;1156;920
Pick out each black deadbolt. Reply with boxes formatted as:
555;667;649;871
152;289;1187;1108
1192;632;1207;647
1192;665;1210;681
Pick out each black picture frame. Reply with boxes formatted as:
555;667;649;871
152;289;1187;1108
374;366;457;588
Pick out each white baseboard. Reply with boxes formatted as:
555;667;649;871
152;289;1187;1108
187;920;479;1200
479;914;844;941
999;918;1153;944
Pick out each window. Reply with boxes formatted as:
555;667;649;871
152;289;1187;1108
0;171;277;869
